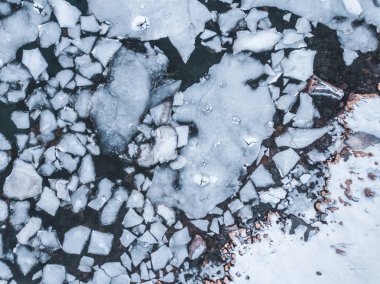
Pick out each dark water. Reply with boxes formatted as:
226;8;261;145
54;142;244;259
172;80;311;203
0;3;379;283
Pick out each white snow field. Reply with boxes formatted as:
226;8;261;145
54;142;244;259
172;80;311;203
0;0;378;282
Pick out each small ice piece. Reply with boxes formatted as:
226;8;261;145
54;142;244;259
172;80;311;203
0;261;12;280
88;178;114;211
259;187;287;207
169;227;191;246
175;126;189;148
22;49;47;80
200;29;217;40
17;217;42;245
138;231;157;244
79;155;96;184
342;0;363;16
36;187;60;216
101;262;126;278
240;181;258;202
292;93;318;128
150;222;167;242
295;18;311;34
151;245;173;270
71;185;89;213
250;164;274;187
37;230;61;250
91;39;122;67
101;188;128;225
343;49;359;66
191;219;209;231
218;8;245;34
281;49;316;81
50;0;81;28
273;148;300;177
92;269;111;283
275;127;329;149
10;201;30;229
120;230;137;248
228;199;244;213
233;30;282;54
337;25;378;53
39;22;61;48
0;152;10;173
126;190;145;208
15;245;38;275
202;36;223;53
210;218;219;234
57;133;86;156
223;210;234;226
78;256;94;273
123;209;143;228
0;200;8;221
88;231;113;255
71;36;97;54
120;253;132;271
11;111;30;129
4;160;42;200
42;264;66;284
56;69;74;88
62;225;91;254
81;15;100;33
245;8;268;32
0;134;11;151
157;204;176;226
189;235;206;260
143;200;155;223
40;110;58;134
150;102;171;125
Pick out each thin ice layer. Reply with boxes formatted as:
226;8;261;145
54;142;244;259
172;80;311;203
148;54;276;218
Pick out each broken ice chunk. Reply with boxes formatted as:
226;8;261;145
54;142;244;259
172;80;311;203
78;256;94;273
15;245;38;275
40;110;58;134
151;245;173;270
62;225;91;254
71;185;89;213
342;0;363;16
157;204;176;226
81;15;100;33
49;0;81;28
120;230;137;248
37;230;61;250
0;152;11;173
123;209;143;228
275;127;329;148
39;22;61;48
101;262;126;278
88;231;113;255
88;178;114;211
0;261;12;280
189;235;206;260
281;49;316;81
259;187;287;207
11;111;30;129
233;30;282;54
22;49;48;80
228;199;244;214
0;200;8;222
292;93;318;128
273;148;300;177
0;134;11;151
218;8;245;34
42;264;66;284
4;160;42;200
79;155;96;184
251;164;275;187
191;219;209;232
91;39;122;67
36;187;60;216
150;102;171;125
126;190;145;209
17;217;42;245
240;181;258;202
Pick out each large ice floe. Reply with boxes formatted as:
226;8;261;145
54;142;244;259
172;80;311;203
0;0;378;283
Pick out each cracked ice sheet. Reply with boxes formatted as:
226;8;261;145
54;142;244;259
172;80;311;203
90;47;168;152
148;54;275;218
87;0;211;63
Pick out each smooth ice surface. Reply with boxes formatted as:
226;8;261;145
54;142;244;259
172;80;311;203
62;225;91;254
88;0;211;62
148;54;275;218
272;148;300;177
275;127;329;149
